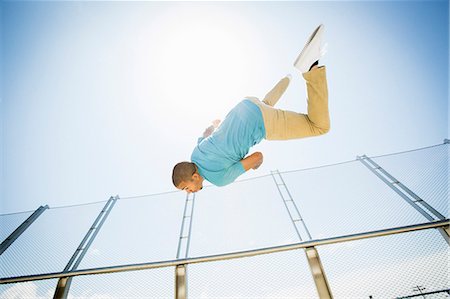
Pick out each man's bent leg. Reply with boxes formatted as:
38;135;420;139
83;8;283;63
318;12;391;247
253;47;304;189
262;76;291;107
254;66;329;140
302;66;329;133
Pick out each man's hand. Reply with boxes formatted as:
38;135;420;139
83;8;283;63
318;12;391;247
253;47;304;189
202;126;214;138
202;119;222;138
212;119;221;128
241;152;264;171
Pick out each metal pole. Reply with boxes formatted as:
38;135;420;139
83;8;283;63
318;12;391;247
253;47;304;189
175;265;187;299
0;205;49;255
270;170;333;298
305;247;333;299
370;159;444;220
53;196;118;299
357;155;449;245
357;156;434;221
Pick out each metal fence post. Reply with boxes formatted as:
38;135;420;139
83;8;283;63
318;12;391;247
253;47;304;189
53;196;119;299
305;247;333;299
270;170;333;299
0;205;49;255
175;264;187;299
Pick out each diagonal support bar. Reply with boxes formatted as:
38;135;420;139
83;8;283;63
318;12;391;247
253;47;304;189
0;205;49;255
357;155;449;245
357;156;437;221
53;195;119;299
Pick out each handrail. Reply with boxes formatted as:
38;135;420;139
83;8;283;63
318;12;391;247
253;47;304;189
1;219;448;284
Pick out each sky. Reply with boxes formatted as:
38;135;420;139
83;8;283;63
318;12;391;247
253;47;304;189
1;0;448;213
0;1;448;298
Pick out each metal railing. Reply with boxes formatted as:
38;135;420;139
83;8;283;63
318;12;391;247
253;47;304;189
0;219;447;283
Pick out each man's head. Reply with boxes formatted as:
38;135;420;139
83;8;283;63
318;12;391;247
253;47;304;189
172;162;204;193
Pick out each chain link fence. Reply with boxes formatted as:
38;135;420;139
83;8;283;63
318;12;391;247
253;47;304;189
1;142;448;298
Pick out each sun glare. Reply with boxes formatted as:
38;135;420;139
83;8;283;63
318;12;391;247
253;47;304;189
151;7;260;121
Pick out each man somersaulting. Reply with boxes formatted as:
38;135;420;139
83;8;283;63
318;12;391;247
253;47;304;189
173;24;330;193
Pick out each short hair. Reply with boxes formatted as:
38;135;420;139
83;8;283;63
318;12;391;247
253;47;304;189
172;162;196;187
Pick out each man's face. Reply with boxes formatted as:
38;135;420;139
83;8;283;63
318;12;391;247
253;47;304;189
177;173;203;193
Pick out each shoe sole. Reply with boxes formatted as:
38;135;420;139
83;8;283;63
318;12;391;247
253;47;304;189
293;24;324;67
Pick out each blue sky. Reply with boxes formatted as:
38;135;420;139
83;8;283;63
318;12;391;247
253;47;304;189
1;1;448;213
0;1;448;298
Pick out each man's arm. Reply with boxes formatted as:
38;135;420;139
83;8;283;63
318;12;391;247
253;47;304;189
241;152;263;171
208;152;263;187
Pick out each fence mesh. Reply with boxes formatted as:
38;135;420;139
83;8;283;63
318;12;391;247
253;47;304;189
0;211;33;242
318;228;449;298
0;279;57;299
68;267;174;299
188;248;318;298
371;144;449;219
76;192;185;270
0;143;448;298
190;175;299;258
0;203;104;277
280;160;428;240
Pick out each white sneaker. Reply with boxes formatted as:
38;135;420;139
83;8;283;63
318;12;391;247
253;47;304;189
293;24;326;73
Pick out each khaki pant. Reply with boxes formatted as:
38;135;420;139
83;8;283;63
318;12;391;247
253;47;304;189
248;66;329;140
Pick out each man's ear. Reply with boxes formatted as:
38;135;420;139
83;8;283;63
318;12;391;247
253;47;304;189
192;173;200;181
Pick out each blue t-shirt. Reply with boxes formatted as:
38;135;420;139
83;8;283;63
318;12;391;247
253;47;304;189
191;99;266;186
